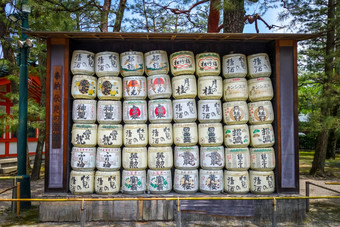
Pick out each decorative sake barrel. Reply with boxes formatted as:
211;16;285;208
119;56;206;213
200;146;225;170
97;100;122;124
71;124;97;147
71;147;96;171
148;123;173;146
225;148;250;171
250;147;276;171
147;74;172;99
247;53;272;78
72;99;97;123
97;124;123;147
223;78;248;101
197;76;223;100
147;170;172;194
96;147;121;171
122;170;146;194
173;99;197;123
223;101;249;125
170;51;195;76
224;124;250;148
173;123;198;146
248;101;274;124
174;169;198;194
198;123;224;146
148;99;173;123
249;124;275;147
198;100;222;123
174;146;199;169
145;50;169;76
148;146;173;170
95;51;120;77
222;53;247;78
97;76;122;100
71;75;97;99
69;170;94;194
196;52;220;77
200;169;223;194
172;75;197;99
71;50;95;76
122;100;147;123
123;124;148;147
95;171;120;194
120;51;144;77
224;170;249;194
122;147;148;170
248;77;274;101
249;170;275;194
123;76;147;100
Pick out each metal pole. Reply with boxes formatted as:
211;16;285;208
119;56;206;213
306;181;310;212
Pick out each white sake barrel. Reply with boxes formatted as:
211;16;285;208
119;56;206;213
248;77;274;101
174;169;198;194
148;123;173;146
249;124;275;147
71;75;97;99
172;75;197;99
174;146;199;169
247;53;272;78
123;100;147;123
123;76;147;100
72;99;97;123
198;100;222;123
145;50;169;76
97;124;123;147
95;51;120;77
71;50;95;76
223;101;249;125
170;51;195;76
71;147;96;171
122;170;146;194
197;76;223;100
147;74;172;99
248;101;274;124
69;170;94;194
122;147;147;170
173;123;198;146
225;148;250;171
123;124;148;147
200;146;225;170
224;170;249;194
200;169;223;194
196;52;220;77
97;100;122;124
147;170;172;194
96;147;121;171
222;53;247;78
173;99;197;123
95;171;120;194
224;124;250;148
198;123;224;146
250;147;275;171
249;170;275;194
148;99;173;123
120;51;144;77
148;146;173;170
97;76;122;100
71;124;97;147
223;78;248;101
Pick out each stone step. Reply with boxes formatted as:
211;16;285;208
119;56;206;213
0;155;44;168
0;166;17;174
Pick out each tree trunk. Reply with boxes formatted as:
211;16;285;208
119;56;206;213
100;0;111;32
326;128;337;159
207;0;220;32
31;128;45;180
223;0;245;33
310;130;329;175
113;0;127;32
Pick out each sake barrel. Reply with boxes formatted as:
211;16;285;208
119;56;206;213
247;53;272;78
69;170;94;194
147;74;172;99
249;124;275;147
122;170;146;194
249;170;275;194
196;52;221;77
120;51;144;77
197;76;223;100
200;169;223;194
71;147;96;171
95;51;120;77
174;146;199;169
145;50;169;76
97;124;123;148
173;99;197;123
122;100;147;123
198;123;224;146
198;100;222;123
71;75;97;99
97;76;122;100
122;147;148;170
248;101;274;124
224;170;249;194
250;147;275;171
95;171;120;194
223;78;248;101
200;146;225;170
222;53;247;78
71;124;97;147
97;100;122;124
96;147;121;171
170;51;195;76
71;50;95;76
248;77;274;101
123;124;148;147
173;123;198;146
224;124;250;148
148;146;173;170
174;169;198;194
172;75;197;99
148;99;173;123
147;170;172;194
72;99;97;123
123;76;147;100
148;123;173;146
225;148;250;171
223;101;249;125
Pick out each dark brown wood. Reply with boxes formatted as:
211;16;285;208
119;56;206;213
275;40;282;192
45;38;51;192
